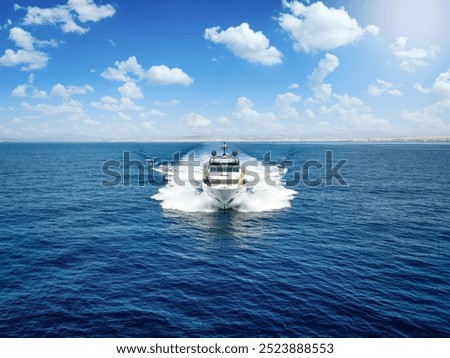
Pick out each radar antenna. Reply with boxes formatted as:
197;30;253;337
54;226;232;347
222;142;228;156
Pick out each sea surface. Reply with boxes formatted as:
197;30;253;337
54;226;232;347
0;142;449;337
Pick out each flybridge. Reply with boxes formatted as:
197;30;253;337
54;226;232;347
209;142;240;165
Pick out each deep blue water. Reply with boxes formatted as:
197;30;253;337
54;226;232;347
0;142;449;337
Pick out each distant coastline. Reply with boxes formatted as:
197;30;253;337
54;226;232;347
2;136;450;143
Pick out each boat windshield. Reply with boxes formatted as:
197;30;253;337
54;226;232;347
210;157;239;165
209;165;240;173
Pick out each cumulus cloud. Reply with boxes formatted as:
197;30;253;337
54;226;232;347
320;93;392;135
185;113;212;128
12;74;93;100
0;48;48;71
390;36;439;72
101;56;193;86
153;99;180;106
403;68;450;135
139;109;165;118
204;22;283;65
401;100;450;134
146;65;193;86
216;116;231;126
367;79;402;97
142;121;155;130
1;19;12;30
91;96;144;111
275;92;301;119
364;25;380;37
68;0;115;22
117;82;144;99
11;84;28;97
116;112;131;121
413;68;450;98
19;0;116;35
101;56;144;82
308;53;339;101
278;0;378;53
432;68;450;99
233;97;280;130
0;27;51;70
12;73;47;97
414;82;431;94
22;99;84;116
51;83;94;98
9;26;34;50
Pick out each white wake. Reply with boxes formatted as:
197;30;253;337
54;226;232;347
151;150;296;213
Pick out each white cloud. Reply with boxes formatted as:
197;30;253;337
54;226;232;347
390;36;439;72
289;83;299;89
101;56;144;82
279;0;377;53
139;110;165;119
101;56;193;86
401;100;450;134
402;68;450;135
67;0;115;23
148;109;165;116
51;83;94;98
308;53;339;101
185;113;212;128
117;82;144;99
364;25;380;37
153;99;180;106
20;0;115;35
12;75;94;100
9;27;34;50
414;82;431;94
116;112;131;121
233;97;280;129
320;93;392;136
22;99;84;116
7;27;59;50
1;19;12;30
12;84;28;97
21;4;87;34
0;49;49;71
432;68;450;99
413;68;450;98
142;121;155;130
0;27;50;70
275;92;301;119
204;22;283;65
91;96;144;111
11;73;48;97
146;65;193;86
367;79;402;97
216;116;231;126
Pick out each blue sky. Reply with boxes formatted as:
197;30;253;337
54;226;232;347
0;0;449;140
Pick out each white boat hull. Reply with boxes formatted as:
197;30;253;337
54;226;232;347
203;184;245;209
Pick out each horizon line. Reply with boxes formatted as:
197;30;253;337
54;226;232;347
1;136;450;143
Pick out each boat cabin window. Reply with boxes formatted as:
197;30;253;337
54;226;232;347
209;165;240;173
210;158;239;165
